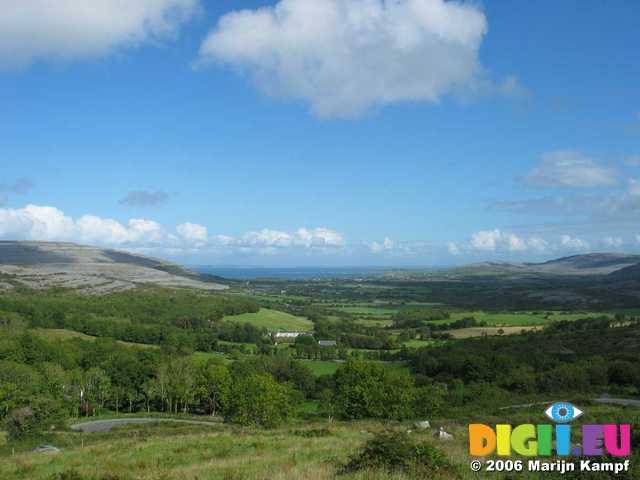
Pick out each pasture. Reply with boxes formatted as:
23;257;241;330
223;308;313;332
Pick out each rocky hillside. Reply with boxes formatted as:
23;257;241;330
0;241;227;294
454;253;640;277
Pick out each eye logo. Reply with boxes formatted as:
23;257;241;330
544;402;583;423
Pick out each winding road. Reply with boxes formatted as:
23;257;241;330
70;417;221;433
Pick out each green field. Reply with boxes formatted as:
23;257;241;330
32;328;159;349
224;308;313;332
300;360;341;376
447;310;610;327
400;339;438;348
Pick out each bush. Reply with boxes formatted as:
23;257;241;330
341;431;452;475
3;397;66;441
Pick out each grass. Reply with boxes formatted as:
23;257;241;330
446;326;541;339
33;328;159;349
300;360;341;377
446;311;610;327
401;339;438;348
0;420;494;480
1;403;635;479
224;308;313;332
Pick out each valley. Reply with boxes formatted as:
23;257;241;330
0;242;639;479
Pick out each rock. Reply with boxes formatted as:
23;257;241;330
414;420;431;430
434;427;453;440
33;445;61;454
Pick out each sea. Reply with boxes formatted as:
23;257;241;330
190;266;394;281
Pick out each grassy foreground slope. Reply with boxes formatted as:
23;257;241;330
0;421;479;480
224;308;313;332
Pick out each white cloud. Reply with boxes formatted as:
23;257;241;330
447;242;460;256
177;222;208;244
241;229;293;247
296;227;345;247
0;205;351;258
636;234;640;245
370;237;395;253
199;0;497;117
240;227;345;249
524;150;618;188
0;0;199;67
602;236;623;248
470;229;502;251
463;229;549;254
560;234;590;251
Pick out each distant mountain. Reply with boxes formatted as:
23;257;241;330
608;262;640;280
453;253;640;277
0;241;227;294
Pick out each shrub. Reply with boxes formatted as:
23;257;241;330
341;431;452;475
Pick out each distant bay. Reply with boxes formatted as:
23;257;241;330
191;266;392;281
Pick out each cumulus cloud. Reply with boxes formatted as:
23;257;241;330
370;237;395;253
453;229;598;256
524;150;618;188
0;0;199;68
462;229;549;254
197;0;509;117
119;190;169;207
177;222;208;244
447;241;460;256
239;227;345;249
602;236;623;248
0;204;348;258
560;234;590;251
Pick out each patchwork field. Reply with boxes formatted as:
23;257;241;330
446;311;610;327
445;326;541;339
223;308;313;332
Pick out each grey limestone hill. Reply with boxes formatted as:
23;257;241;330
454;253;640;278
0;241;227;294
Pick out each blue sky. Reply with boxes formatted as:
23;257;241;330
1;0;639;266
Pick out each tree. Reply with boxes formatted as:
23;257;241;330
331;359;416;420
166;357;196;414
83;368;111;416
195;362;231;416
224;374;297;427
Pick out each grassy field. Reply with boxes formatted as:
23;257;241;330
299;360;341;377
400;339;439;348
33;328;159;349
447;311;610;327
445;326;541;339
224;308;313;332
0;420;493;480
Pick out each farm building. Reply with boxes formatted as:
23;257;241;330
273;331;312;339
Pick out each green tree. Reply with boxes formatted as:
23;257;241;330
332;359;416;420
196;362;231;416
224;374;297;427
